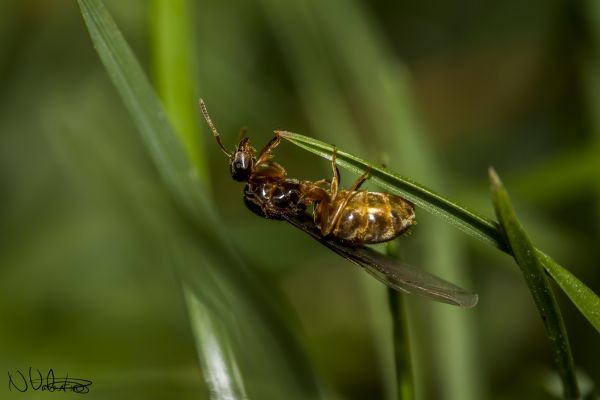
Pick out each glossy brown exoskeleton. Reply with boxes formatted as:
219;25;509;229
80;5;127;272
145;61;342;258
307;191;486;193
200;100;326;221
199;100;415;245
310;148;415;245
199;100;477;307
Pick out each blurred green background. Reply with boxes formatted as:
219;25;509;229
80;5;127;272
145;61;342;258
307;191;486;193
1;0;599;399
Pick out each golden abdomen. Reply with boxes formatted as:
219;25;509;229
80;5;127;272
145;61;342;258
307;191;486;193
330;191;415;245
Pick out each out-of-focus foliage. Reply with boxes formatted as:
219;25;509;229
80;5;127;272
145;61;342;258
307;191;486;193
1;0;599;399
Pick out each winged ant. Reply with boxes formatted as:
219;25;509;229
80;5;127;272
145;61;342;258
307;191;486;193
199;99;477;307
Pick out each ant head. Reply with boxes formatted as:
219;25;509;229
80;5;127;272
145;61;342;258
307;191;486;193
199;99;256;182
230;137;255;182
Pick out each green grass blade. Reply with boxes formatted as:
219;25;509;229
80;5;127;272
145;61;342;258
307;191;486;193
537;251;600;333
184;285;249;399
489;168;579;399
279;131;600;337
77;1;321;398
279;131;503;248
385;242;414;400
78;0;208;222
388;290;414;400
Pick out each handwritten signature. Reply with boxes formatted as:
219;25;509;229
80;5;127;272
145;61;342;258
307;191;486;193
8;367;92;394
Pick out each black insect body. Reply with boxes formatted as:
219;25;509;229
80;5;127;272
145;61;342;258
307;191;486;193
243;179;306;220
199;99;478;307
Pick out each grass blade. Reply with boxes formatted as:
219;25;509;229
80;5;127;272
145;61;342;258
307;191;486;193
489;167;579;399
77;1;321;398
536;251;600;334
279;131;600;337
279;131;503;248
386;242;414;400
78;0;208;221
388;290;413;400
184;285;248;399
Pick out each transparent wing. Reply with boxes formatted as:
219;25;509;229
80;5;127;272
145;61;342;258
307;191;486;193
284;213;478;308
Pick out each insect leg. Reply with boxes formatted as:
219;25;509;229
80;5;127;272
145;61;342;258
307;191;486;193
301;184;332;232
350;168;370;191
302;185;329;202
313;178;331;189
255;131;283;168
320;167;370;237
330;147;340;198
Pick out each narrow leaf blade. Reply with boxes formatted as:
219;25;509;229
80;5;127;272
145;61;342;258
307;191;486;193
77;1;321;398
489;167;579;399
280;130;600;336
538;251;600;334
278;131;503;249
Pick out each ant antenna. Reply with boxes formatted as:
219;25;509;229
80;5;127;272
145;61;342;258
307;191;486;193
199;99;231;158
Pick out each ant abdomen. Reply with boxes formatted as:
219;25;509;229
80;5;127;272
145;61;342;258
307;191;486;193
318;191;415;245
